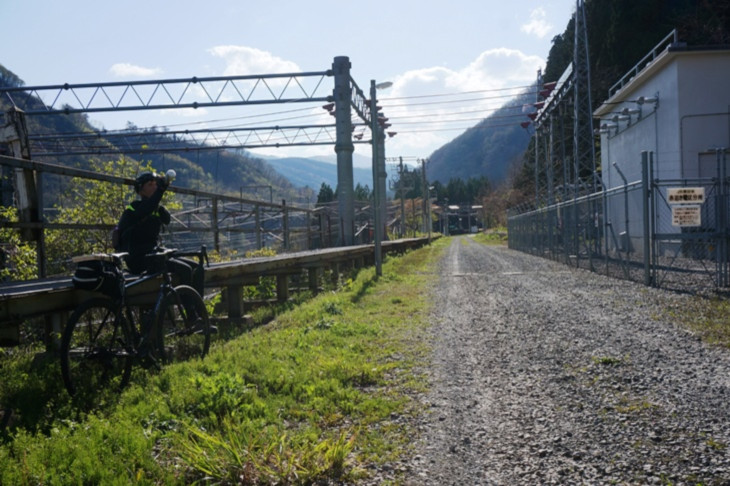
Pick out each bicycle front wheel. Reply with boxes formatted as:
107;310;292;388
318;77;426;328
61;298;132;398
155;285;210;363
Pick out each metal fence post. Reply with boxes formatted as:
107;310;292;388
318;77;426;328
282;199;289;251
255;205;262;250
641;151;652;286
717;148;728;287
212;196;220;253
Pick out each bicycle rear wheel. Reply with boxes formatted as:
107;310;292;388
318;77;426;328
155;285;210;363
61;298;132;397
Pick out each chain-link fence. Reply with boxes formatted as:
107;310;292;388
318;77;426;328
508;151;730;293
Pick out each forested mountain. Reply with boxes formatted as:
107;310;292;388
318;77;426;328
426;89;535;185
509;0;730;197
428;0;729;196
265;157;373;192
543;0;729;110
0;65;312;207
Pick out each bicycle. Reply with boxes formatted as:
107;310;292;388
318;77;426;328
61;247;212;398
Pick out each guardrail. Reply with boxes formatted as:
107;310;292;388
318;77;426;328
0;237;433;346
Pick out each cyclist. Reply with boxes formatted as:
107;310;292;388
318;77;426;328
116;171;204;296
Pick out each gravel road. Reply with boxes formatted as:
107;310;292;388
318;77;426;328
394;236;730;485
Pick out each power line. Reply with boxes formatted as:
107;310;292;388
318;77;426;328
384;113;529;126
381;85;536;101
29;81;541;149
393;120;531;133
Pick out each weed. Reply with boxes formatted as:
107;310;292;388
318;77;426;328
615;398;658;414
323;301;343;315
706;437;727;451
0;237;448;484
472;228;508;245
592;355;624;366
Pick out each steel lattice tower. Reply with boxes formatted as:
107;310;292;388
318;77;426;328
573;0;596;193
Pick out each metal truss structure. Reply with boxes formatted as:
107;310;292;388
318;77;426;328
0;72;332;114
0;56;392;269
527;0;595;208
27;123;356;156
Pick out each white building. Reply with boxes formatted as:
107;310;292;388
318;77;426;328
594;38;730;255
595;43;730;187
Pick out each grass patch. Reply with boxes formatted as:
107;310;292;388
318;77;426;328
663;295;730;348
472;228;508;245
591;355;626;367
0;238;448;484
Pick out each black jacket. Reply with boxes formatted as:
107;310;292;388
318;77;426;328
117;185;170;274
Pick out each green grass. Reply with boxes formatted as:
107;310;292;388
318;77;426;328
472;228;508;245
0;238;448;484
663;295;730;349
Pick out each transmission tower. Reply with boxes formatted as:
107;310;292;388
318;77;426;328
573;0;596;193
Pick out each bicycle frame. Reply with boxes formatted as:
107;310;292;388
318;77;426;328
61;246;210;398
118;247;208;348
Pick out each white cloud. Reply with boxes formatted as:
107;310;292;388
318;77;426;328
449;48;544;90
109;63;162;78
208;46;300;76
212;47;545;159
521;7;553;38
381;48;544;157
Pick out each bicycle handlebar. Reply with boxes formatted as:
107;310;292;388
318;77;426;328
145;246;209;267
173;246;209;267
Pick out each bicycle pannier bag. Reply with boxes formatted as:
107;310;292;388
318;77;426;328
72;258;125;298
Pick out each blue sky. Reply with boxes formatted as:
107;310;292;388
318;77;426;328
1;0;576;162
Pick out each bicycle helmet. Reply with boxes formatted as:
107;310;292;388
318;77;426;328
134;172;157;193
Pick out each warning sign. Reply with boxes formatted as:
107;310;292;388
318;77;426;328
672;205;702;226
668;187;705;204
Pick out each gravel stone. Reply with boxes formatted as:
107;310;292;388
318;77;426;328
366;236;730;485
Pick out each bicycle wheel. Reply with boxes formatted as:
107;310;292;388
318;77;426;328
61;298;133;397
155;285;210;363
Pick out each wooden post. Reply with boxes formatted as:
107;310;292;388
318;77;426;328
308;267;321;293
276;274;289;302
226;285;244;319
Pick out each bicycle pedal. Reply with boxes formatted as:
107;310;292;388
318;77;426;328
139;355;158;370
137;348;160;370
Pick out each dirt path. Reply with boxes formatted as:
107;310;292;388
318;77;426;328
399;236;730;485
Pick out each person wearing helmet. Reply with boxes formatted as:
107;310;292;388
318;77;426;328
116;171;203;294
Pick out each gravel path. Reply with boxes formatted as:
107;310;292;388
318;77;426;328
397;236;730;485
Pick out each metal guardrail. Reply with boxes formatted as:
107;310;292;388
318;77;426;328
0;238;433;346
608;30;678;99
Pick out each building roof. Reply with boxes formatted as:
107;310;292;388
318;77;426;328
594;45;730;117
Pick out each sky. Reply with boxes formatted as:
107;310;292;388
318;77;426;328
1;0;576;165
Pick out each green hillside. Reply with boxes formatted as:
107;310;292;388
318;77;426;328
265;156;373;191
426;89;535;185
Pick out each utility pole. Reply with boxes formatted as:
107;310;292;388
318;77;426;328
399;157;406;238
421;159;429;235
535;69;542;206
333;56;355;245
370;80;383;276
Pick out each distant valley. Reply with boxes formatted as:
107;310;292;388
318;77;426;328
262;154;375;191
